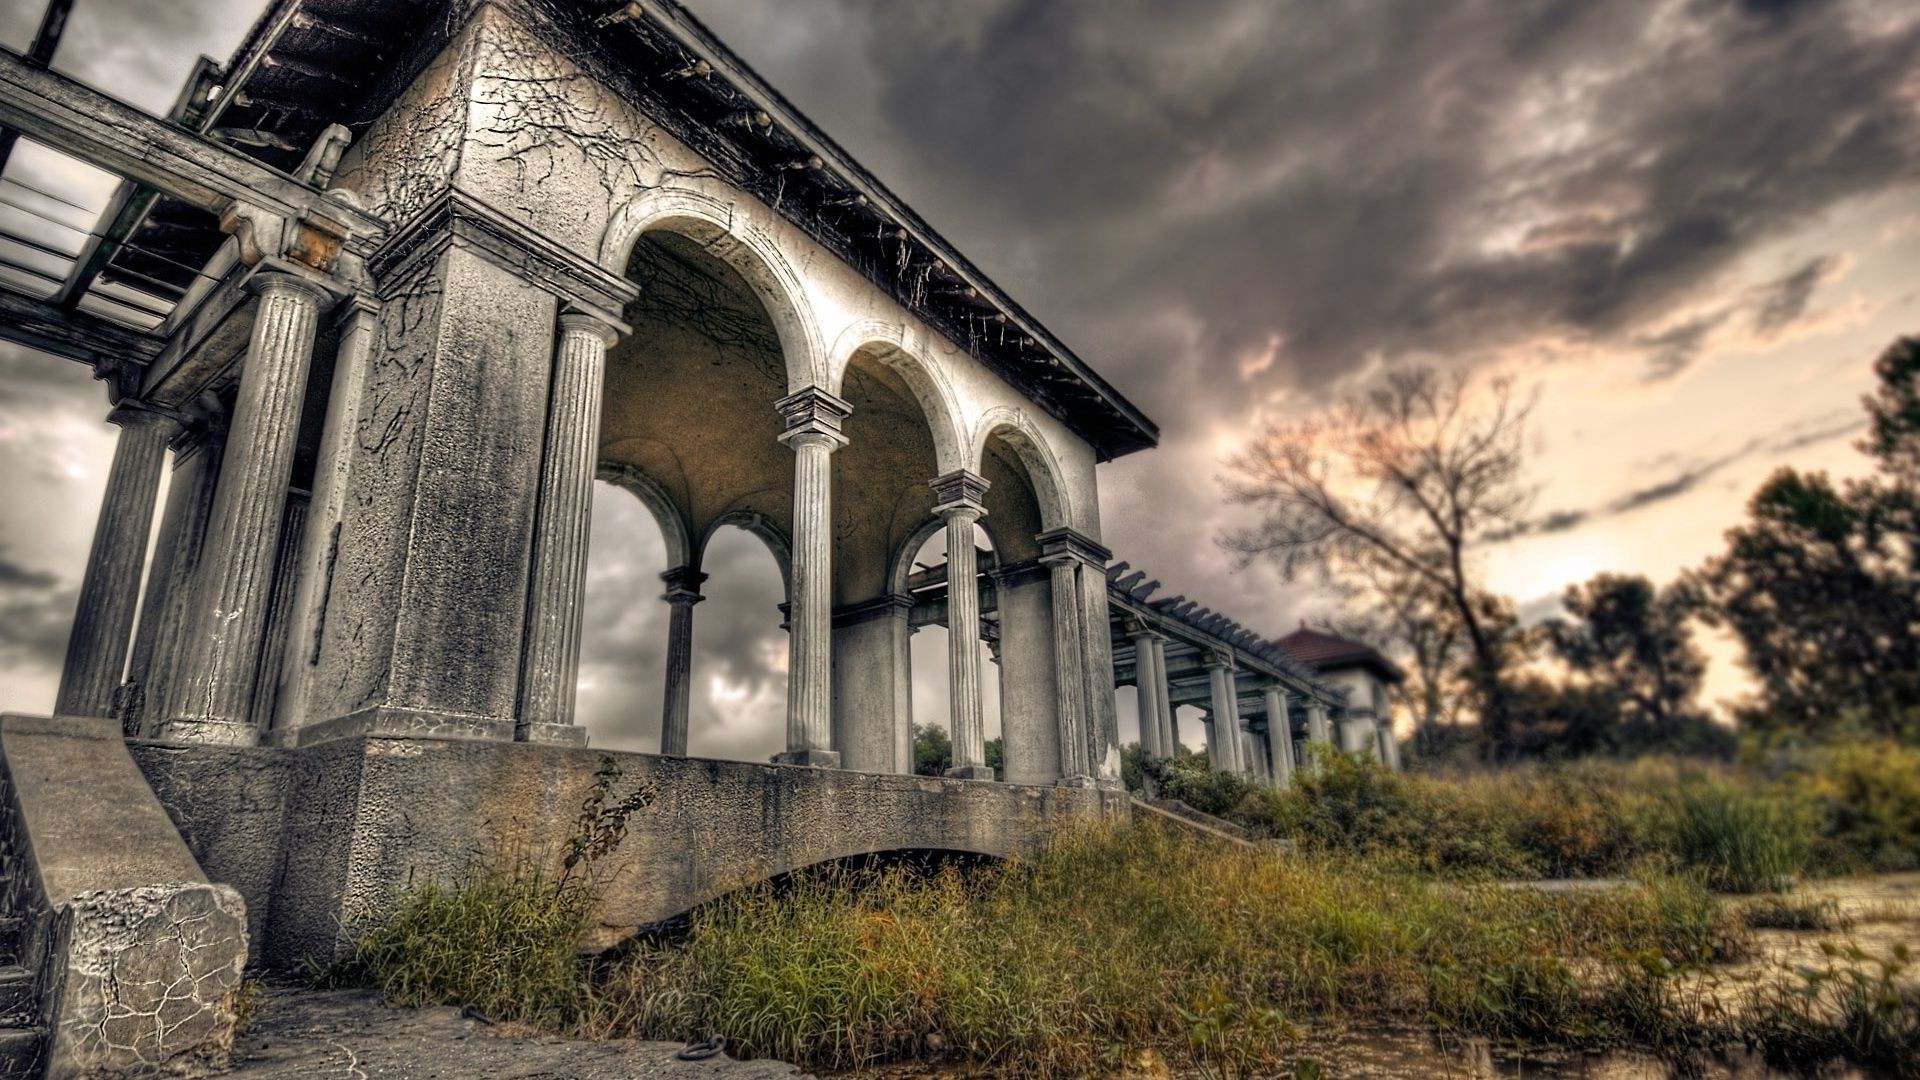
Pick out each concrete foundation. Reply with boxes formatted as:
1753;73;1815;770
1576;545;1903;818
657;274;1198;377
132;734;1128;968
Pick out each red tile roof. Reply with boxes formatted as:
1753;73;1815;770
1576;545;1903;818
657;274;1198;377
1275;625;1405;683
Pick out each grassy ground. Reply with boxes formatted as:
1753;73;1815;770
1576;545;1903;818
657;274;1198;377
1140;739;1920;890
334;747;1920;1077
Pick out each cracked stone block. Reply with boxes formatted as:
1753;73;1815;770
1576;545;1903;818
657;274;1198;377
45;882;247;1079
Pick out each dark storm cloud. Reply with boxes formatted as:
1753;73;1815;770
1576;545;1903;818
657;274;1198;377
691;0;1919;427
0;555;57;590
1636;313;1732;382
1506;407;1871;537
1752;255;1841;336
0;547;71;668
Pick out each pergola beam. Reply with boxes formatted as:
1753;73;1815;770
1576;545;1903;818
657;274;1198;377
0;286;163;366
0;46;386;244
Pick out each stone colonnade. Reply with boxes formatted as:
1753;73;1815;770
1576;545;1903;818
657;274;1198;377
59;238;1126;792
1123;641;1360;789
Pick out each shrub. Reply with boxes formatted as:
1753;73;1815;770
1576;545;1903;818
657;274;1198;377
1790;741;1920;873
1645;778;1813;893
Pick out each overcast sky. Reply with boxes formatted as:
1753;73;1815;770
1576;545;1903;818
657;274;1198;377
2;0;1916;758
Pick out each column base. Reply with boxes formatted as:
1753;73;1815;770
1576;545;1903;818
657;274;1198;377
773;748;841;769
1055;774;1098;789
153;717;261;746
517;722;589;746
945;765;996;782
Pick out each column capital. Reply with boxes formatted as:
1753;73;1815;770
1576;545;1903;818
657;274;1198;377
105;402;179;432
244;268;335;307
660;565;708;605
775;387;851;452
930;469;991;517
1204;649;1237;671
1036;527;1110;568
558;305;629;347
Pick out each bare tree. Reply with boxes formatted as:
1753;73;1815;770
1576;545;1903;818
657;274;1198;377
1330;561;1467;742
1223;365;1534;755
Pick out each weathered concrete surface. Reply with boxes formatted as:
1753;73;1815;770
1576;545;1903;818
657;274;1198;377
46;883;247;1078
227;986;805;1078
0;713;248;1076
133;735;1127;968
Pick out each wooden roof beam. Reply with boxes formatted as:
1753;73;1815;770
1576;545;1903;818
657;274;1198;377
0;46;385;247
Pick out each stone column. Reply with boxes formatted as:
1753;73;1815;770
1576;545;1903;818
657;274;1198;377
1131;629;1162;758
125;422;223;736
1204;652;1243;775
517;309;624;743
659;566;706;756
993;562;1061;785
1076;567;1119;782
271;294;378;737
933;470;994;781
54;406;176;718
1040;552;1088;782
774;388;849;768
1150;634;1176;755
1039;528;1118;785
160;272;329;744
1264;684;1295;787
1307;701;1332;774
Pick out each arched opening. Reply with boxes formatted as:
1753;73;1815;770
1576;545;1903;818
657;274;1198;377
828;346;957;774
582;226;797;762
901;524;1003;777
575;480;670;751
974;425;1067;785
687;523;788;763
1171;703;1208;758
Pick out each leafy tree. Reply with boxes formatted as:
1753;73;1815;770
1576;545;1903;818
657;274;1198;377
1544;573;1707;744
1695;338;1920;742
912;724;952;777
912;726;1004;779
1224;365;1535;757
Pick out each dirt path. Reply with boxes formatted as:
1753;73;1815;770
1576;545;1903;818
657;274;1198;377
226;987;805;1079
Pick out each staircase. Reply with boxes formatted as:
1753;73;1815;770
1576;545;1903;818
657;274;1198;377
0;848;44;1077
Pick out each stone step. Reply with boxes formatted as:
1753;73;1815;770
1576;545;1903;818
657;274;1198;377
0;966;32;1023
0;1025;42;1077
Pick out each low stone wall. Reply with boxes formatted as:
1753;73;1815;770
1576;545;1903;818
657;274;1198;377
0;714;247;1077
133;735;1128;968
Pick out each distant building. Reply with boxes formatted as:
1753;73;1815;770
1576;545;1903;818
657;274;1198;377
1275;625;1405;769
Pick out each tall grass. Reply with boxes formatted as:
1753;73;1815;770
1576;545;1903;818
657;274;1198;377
1654;779;1812;892
341;820;1745;1075
1147;748;1905;890
336;744;1920;1075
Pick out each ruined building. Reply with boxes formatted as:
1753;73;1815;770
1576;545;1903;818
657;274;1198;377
0;1;1394;1072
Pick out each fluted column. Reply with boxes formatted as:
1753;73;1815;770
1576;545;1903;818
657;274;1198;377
126;421;223;736
1265;684;1295;787
55;406;176;718
1307;701;1333;774
1039;528;1118;786
518;309;625;743
271;294;379;737
1131;628;1162;758
933;470;993;781
659;565;706;756
1150;634;1176;755
1040;552;1088;783
774;388;849;768
1204;651;1243;775
160;272;328;744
